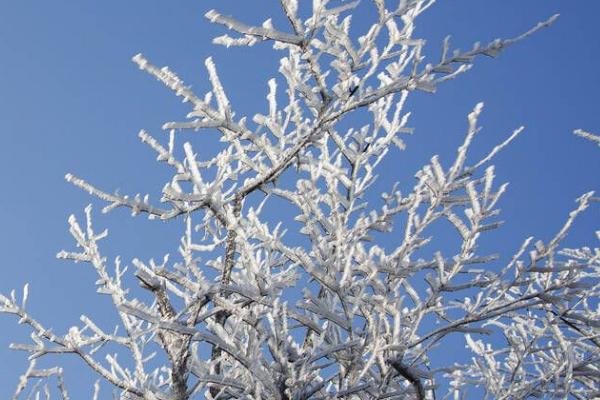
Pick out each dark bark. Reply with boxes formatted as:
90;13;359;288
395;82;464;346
389;359;426;400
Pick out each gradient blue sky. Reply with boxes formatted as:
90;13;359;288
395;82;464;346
1;1;599;397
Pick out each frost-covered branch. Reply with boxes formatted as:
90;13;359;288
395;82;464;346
574;129;600;147
3;1;598;399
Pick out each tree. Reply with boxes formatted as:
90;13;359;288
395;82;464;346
2;0;599;398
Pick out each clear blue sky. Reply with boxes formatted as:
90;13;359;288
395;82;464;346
1;1;599;397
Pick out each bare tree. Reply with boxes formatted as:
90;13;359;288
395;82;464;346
2;1;598;399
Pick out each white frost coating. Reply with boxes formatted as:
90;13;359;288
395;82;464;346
3;2;598;400
267;78;277;120
205;57;231;121
574;128;600;147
